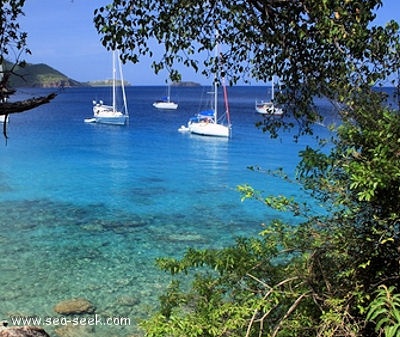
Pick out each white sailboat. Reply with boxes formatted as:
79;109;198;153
255;77;283;115
85;50;129;125
153;83;178;110
179;38;231;138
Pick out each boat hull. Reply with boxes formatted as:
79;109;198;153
178;125;190;133
88;104;129;125
94;115;128;125
153;101;178;110
189;122;231;138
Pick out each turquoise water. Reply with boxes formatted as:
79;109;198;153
0;86;332;337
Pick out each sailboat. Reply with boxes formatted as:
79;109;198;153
255;77;283;115
85;50;129;125
178;38;231;138
153;83;178;110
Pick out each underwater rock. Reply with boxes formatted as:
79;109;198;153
0;326;50;337
54;298;95;315
167;233;205;242
55;324;94;337
116;295;140;306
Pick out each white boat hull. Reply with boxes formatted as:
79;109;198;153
84;117;96;123
94;115;128;125
189;122;231;138
88;103;128;126
153;101;178;110
178;125;190;133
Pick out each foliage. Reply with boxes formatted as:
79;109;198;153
367;285;400;337
141;226;318;337
0;0;29;61
0;0;30;96
92;1;400;336
296;89;400;336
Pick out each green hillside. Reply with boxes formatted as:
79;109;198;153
6;62;83;88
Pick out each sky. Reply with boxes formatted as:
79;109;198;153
19;0;400;86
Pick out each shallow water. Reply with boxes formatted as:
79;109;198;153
0;85;334;337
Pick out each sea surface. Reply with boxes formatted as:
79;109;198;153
0;85;337;337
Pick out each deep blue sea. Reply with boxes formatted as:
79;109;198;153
0;85;336;336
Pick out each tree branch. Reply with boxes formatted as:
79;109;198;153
0;92;57;115
271;292;310;337
245;275;302;337
0;92;57;140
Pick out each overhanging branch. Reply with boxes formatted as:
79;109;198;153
0;92;57;140
0;92;57;115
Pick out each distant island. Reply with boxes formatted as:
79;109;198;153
86;79;131;87
172;81;201;87
5;61;200;88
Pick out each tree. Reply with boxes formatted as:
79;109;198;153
0;0;56;139
93;1;400;336
94;0;399;136
138;91;400;337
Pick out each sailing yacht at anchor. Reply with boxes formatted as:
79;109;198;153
178;35;231;138
85;50;129;125
255;76;283;115
153;83;178;110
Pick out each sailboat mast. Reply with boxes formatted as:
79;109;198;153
222;76;231;125
214;72;218;123
112;50;116;112
271;75;275;101
117;50;128;116
214;32;219;123
0;63;3;103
